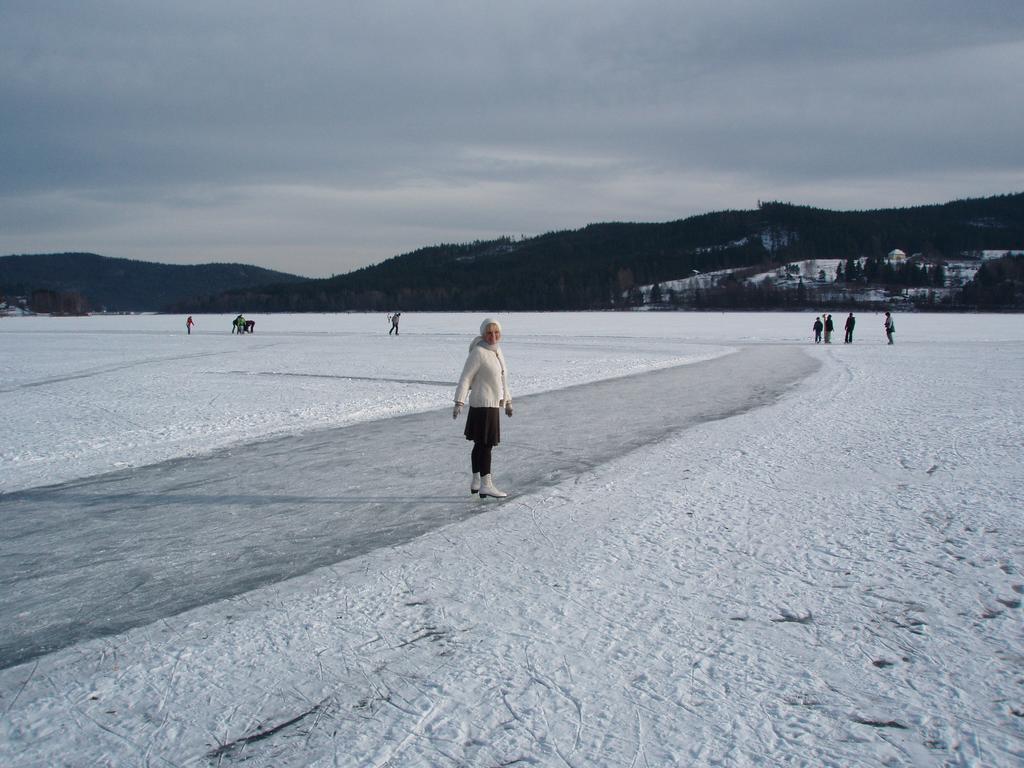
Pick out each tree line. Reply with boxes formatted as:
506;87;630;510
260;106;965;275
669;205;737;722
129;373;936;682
172;193;1024;313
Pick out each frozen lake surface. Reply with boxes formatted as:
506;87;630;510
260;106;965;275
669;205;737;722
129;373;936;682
1;311;1023;766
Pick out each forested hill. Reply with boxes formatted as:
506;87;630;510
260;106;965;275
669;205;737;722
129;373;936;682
176;192;1024;312
0;253;309;312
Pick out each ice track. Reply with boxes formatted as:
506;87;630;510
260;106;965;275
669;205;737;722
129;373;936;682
0;345;814;670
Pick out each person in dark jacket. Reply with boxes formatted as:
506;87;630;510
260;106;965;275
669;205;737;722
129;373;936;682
812;316;823;343
844;313;855;343
823;314;834;343
884;312;895;344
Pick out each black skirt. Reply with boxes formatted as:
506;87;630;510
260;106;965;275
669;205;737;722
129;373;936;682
464;406;501;446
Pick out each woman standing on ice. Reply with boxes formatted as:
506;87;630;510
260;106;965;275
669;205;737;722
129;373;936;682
453;318;513;498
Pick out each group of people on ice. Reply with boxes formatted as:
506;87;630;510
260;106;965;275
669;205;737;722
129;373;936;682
232;314;255;334
191;312;403;337
184;314;254;334
812;312;893;344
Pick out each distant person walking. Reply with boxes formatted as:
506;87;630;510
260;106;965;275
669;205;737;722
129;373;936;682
812;316;823;344
388;312;401;335
453;318;513;498
186;316;195;335
884;311;895;344
824;313;834;344
844;312;855;343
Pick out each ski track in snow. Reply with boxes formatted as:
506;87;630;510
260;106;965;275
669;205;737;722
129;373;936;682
1;313;1023;766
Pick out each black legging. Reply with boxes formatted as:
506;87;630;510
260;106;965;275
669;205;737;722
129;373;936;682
471;442;492;476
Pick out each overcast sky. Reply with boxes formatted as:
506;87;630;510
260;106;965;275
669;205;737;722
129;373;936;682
2;1;1023;278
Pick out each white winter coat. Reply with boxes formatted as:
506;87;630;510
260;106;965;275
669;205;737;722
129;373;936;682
454;340;511;408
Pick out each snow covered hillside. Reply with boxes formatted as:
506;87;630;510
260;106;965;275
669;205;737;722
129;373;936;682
1;312;1023;766
636;250;1024;308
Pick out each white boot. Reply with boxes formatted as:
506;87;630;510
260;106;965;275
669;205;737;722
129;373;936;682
478;474;507;498
471;472;481;494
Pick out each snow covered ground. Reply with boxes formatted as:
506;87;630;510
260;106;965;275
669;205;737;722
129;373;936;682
2;311;1023;766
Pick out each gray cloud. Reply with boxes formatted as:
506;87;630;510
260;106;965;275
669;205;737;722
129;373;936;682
2;1;1023;276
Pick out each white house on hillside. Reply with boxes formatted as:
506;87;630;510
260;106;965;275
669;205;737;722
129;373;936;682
888;248;907;261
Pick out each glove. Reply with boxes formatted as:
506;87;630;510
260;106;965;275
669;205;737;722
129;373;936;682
505;402;513;417
452;402;463;420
